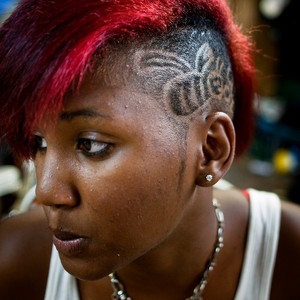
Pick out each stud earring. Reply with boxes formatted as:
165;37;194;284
206;174;213;182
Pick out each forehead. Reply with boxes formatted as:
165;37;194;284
62;78;169;127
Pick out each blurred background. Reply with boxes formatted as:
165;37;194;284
0;0;299;218
225;0;300;204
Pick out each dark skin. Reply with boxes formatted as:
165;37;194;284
1;74;300;300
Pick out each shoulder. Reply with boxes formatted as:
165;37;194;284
0;205;52;299
271;200;300;299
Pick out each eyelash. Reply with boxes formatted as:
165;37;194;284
77;138;112;158
34;135;47;152
33;135;112;158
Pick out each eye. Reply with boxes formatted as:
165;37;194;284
77;138;112;157
34;134;47;152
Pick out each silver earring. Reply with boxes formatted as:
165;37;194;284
206;174;213;182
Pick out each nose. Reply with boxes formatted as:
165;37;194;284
35;152;78;208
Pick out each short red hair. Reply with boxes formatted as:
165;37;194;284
0;0;256;158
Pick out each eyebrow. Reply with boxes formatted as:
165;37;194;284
59;109;112;121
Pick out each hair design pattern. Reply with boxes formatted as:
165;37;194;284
135;43;234;116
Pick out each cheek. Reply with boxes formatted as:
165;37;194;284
78;151;184;250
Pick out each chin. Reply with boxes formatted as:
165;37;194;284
59;253;118;281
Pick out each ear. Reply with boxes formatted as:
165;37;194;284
195;112;235;187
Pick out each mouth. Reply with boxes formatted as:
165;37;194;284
52;229;88;256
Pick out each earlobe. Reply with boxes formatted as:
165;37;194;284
195;112;235;187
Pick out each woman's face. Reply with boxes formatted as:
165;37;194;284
34;79;198;280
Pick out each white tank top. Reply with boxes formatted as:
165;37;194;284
44;188;281;300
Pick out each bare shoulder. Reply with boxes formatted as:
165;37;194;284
271;200;300;299
0;205;52;300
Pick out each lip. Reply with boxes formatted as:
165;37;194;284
52;230;88;256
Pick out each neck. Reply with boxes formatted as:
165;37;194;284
115;188;218;299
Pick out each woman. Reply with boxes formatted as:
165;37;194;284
0;0;300;299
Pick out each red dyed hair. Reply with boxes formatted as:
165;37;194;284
0;0;256;158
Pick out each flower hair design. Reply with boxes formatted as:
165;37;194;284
135;43;234;116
